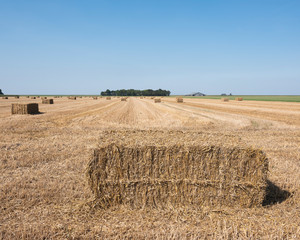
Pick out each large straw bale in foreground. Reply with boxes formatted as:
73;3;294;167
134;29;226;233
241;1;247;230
86;130;268;209
11;103;39;114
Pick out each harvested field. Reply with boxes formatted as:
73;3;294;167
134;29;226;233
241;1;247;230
0;97;300;239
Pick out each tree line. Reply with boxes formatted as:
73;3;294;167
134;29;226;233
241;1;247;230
100;89;171;96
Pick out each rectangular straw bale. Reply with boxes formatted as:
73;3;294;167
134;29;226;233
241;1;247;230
15;96;19;99
106;97;111;100
42;99;54;104
154;98;161;103
93;97;98;100
68;96;76;100
176;97;183;103
235;97;243;101
11;103;39;114
87;130;268;210
121;97;127;101
221;98;229;102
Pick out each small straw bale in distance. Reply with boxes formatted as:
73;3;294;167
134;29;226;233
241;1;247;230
2;97;8;99
221;98;229;102
93;97;98;100
121;97;127;101
236;97;243;101
41;97;47;99
86;130;268;210
11;103;39;115
68;96;77;100
30;97;36;99
154;98;161;103
176;97;184;103
15;96;19;99
106;97;111;100
42;99;54;104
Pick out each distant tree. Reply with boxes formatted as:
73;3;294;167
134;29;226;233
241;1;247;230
100;89;171;96
0;89;3;95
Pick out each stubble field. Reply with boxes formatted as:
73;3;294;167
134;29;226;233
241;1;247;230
0;96;300;239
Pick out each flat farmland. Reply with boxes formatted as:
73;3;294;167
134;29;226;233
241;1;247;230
1;97;300;239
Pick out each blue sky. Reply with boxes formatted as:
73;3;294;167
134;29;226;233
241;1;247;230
0;0;299;95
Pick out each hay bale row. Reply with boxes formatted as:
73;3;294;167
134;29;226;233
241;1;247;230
2;97;8;99
11;103;39;115
42;99;54;104
86;130;268;209
176;97;183;103
154;98;161;103
221;98;229;102
236;97;243;101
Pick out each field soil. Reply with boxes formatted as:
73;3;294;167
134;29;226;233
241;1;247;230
0;97;300;239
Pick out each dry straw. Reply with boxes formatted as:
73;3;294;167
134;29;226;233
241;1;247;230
176;97;184;103
154;98;161;103
68;96;77;100
31;97;36;99
2;97;8;99
93;97;98;100
42;99;54;104
11;103;39;115
121;97;127;101
106;97;111;100
236;97;243;101
221;98;229;102
86;130;268;210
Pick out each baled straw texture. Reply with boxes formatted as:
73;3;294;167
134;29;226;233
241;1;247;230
68;96;77;100
176;97;183;103
106;97;111;100
86;130;268;210
221;98;229;102
31;97;36;99
42;99;54;104
2;97;8;99
236;97;243;101
121;97;127;101
154;98;161;103
11;103;39;115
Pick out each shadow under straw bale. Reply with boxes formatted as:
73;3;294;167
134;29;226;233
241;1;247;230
262;180;291;206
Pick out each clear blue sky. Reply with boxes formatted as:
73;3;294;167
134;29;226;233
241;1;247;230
0;0;299;95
